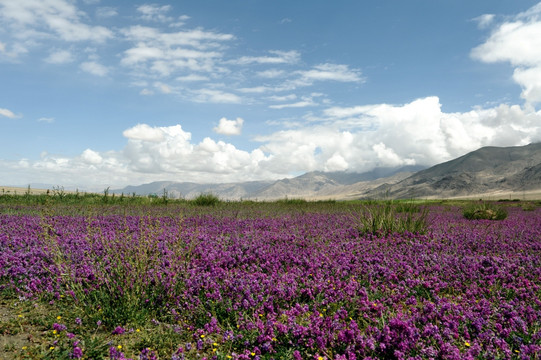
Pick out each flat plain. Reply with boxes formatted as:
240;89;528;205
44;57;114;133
1;196;540;359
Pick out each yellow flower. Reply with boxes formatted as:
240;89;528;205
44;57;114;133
319;313;323;317
117;345;122;350
52;330;57;334
251;352;256;356
136;328;141;332
18;314;23;318
227;356;232;359
464;341;470;347
318;357;324;360
22;346;27;350
200;334;205;338
56;316;62;320
213;342;218;346
49;346;55;350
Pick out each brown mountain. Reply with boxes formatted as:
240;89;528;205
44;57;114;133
364;143;541;199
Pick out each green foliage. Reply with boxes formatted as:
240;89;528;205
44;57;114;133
275;197;308;205
521;202;536;211
462;202;508;220
356;200;430;235
191;193;221;206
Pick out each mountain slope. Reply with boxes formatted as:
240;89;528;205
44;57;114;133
364;143;541;198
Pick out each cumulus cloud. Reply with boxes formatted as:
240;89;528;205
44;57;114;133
256;96;541;174
80;61;108;76
3;96;540;190
123;123;165;142
471;3;541;103
120;124;268;177
45;49;74;64
213;117;244;135
81;149;103;165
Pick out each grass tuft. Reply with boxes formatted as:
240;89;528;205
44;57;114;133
462;201;508;220
356;200;430;236
190;193;221;206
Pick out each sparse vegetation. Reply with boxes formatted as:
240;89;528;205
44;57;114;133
355;200;430;235
190;193;221;206
462;201;508;220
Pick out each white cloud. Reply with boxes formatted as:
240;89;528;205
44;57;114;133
298;63;363;83
45;49;74;64
0;0;113;44
156;82;173;94
237;86;273;94
256;69;286;78
193;89;242;103
256;96;541;174
0;107;18;119
233;50;300;65
269;96;317;109
268;94;297;102
80;61;108;76
473;14;495;29
213;117;244;135
120;25;233;79
38;117;54;123
81;149;102;165
96;7;118;18
471;3;541;103
137;4;173;23
140;88;154;96
176;74;209;82
2;97;539;190
123;123;165;142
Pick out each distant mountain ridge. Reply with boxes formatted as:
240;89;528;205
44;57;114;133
113;165;424;200
364;142;541;199
113;143;541;200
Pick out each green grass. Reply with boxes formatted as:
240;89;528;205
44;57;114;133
190;193;221;206
355;200;430;235
462;201;508;220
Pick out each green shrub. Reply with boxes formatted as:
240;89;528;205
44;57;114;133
395;200;422;213
356;201;430;236
191;193;221;206
521;202;536;211
276;197;308;205
463;202;508;220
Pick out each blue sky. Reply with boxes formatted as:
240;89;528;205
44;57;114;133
1;0;541;190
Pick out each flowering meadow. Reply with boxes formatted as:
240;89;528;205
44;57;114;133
0;200;540;359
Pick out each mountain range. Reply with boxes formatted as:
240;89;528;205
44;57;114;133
113;143;541;200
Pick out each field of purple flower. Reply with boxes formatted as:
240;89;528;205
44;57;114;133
1;202;540;359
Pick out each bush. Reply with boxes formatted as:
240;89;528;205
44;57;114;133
276;197;308;205
463;202;508;220
522;202;536;211
356;201;430;236
191;193;221;206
